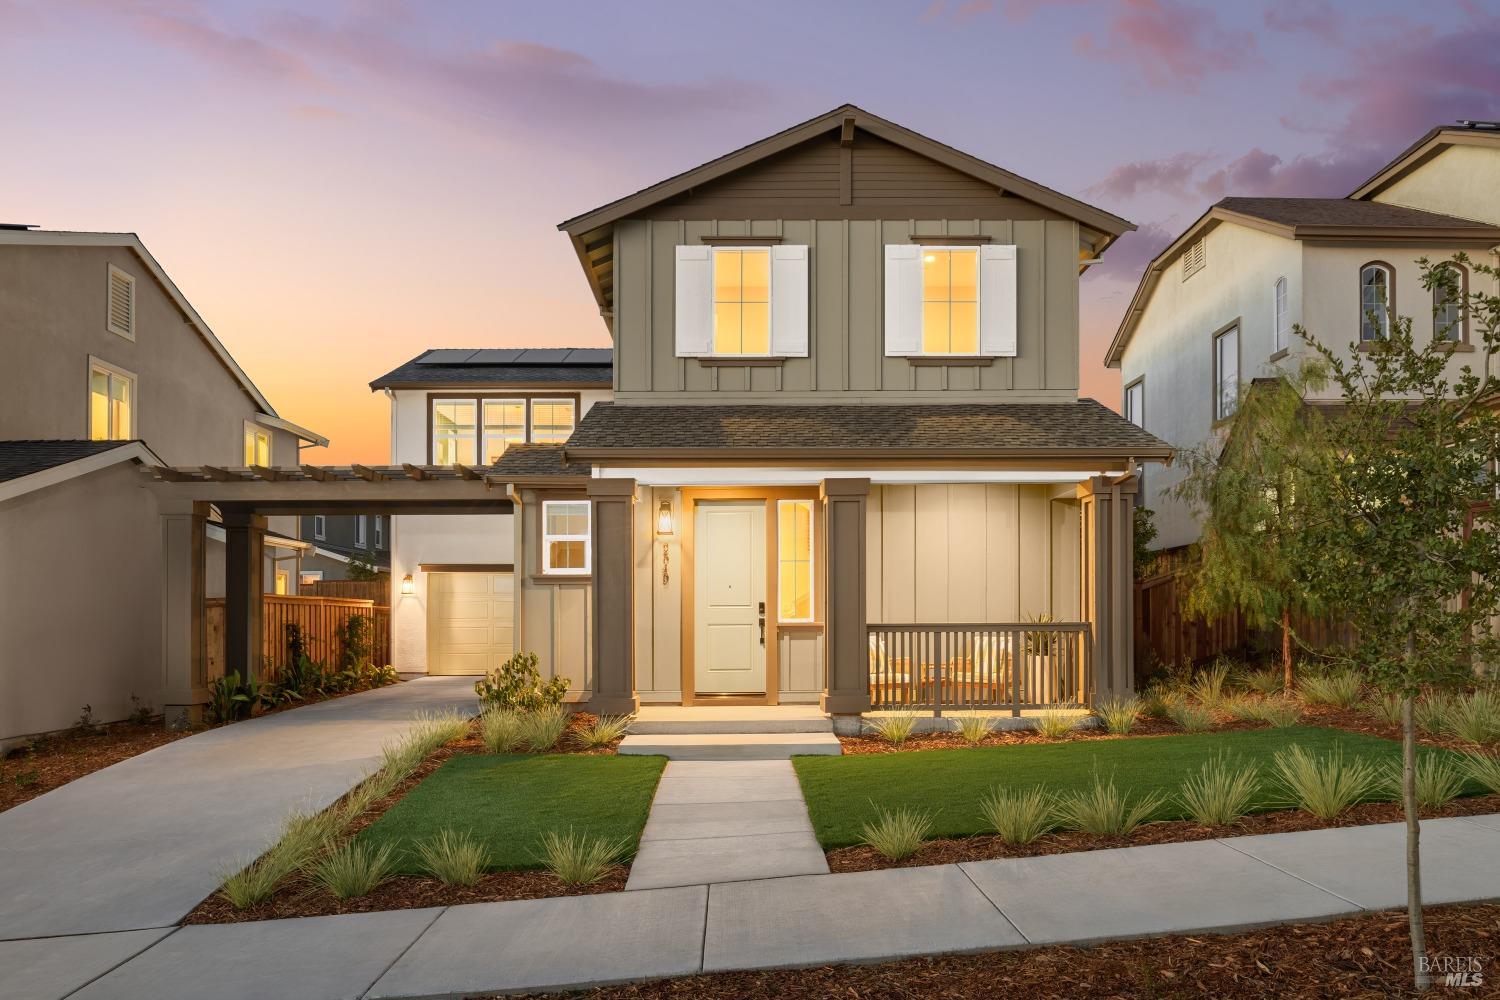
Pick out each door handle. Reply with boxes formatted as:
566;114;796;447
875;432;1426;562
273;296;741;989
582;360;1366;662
758;616;766;645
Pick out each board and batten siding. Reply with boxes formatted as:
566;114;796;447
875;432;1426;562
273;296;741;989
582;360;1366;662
866;484;1081;625
515;489;592;699
611;217;1081;403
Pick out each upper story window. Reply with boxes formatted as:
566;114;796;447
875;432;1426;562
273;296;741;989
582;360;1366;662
432;400;477;464
1359;262;1393;342
674;244;809;358
244;424;271;466
355;515;368;549
883;243;1016;358
482;399;526;463
530;400;576;443
1123;378;1144;428
88;358;135;440
431;396;578;464
1213;325;1239;422
107;265;136;341
541;499;591;575
374;516;384;549
1434;263;1467;343
313;515;326;540
1182;238;1205;280
1273;276;1290;353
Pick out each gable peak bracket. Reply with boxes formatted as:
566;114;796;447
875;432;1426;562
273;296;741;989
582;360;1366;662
840;117;856;147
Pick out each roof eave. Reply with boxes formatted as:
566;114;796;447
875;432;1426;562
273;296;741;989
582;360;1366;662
565;446;1175;462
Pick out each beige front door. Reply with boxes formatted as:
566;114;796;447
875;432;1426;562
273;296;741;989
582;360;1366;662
427;571;514;675
694;500;767;695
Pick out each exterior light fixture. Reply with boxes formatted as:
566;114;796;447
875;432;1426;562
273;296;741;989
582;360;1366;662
401;574;415;596
656;499;675;587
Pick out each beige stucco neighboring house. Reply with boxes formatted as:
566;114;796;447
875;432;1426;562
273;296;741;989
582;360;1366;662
1106;122;1500;551
0;227;326;744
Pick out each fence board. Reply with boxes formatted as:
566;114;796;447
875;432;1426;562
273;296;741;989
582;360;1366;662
301;579;390;603
205;594;391;682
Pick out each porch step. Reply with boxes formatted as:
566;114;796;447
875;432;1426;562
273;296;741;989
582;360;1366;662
617;732;842;760
629;707;833;736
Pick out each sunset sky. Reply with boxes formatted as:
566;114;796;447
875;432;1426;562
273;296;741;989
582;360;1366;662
3;0;1497;461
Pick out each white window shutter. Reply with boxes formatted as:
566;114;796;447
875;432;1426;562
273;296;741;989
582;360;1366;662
979;244;1017;357
770;244;809;357
674;245;713;356
883;244;922;356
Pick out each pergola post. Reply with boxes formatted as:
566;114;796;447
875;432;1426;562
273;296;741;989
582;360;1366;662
161;499;208;728
1078;474;1138;702
820;477;871;719
223;509;266;683
586;478;639;715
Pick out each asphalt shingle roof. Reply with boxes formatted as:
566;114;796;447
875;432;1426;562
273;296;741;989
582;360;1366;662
0;440;138;483
564;401;1171;455
370;348;613;389
490;444;591;478
1216;197;1497;231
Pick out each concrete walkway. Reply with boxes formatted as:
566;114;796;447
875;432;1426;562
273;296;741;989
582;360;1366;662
0;677;477;942
9;813;1500;1000
625;760;828;890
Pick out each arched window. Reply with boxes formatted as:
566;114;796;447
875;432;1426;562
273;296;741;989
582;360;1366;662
1273;276;1290;352
1359;263;1393;342
1434;263;1468;343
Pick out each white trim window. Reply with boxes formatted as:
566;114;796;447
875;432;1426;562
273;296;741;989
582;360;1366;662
884;244;1016;357
1273;276;1290;353
1123;379;1144;428
88;358;135;440
1214;325;1239;421
313;515;326;540
1360;263;1392;342
482;399;526;462
355;515;368;549
530;399;576;443
106;264;136;341
674;244;809;358
541;500;591;575
374;516;384;549
1434;263;1467;343
243;423;271;466
432;399;478;465
777;499;815;623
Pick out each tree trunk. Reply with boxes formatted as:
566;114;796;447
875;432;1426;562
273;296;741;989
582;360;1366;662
1281;606;1294;692
1403;694;1429;991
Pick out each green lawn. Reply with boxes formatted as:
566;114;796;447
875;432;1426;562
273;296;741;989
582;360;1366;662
358;753;666;872
792;726;1477;848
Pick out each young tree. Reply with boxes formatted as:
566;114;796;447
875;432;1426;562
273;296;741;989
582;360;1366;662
1171;364;1329;690
346;550;382;582
1297;254;1500;991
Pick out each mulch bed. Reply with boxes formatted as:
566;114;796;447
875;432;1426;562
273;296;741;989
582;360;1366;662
825;792;1500;873
184;712;627;924
499;902;1500;999
0;720;193;812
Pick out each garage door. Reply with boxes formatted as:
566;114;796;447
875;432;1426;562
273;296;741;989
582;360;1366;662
427;572;514;675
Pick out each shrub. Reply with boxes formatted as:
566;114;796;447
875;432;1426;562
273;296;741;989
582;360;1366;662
206;670;260;724
537;831;627;885
1189;661;1231;707
978;787;1056;844
1219;693;1261;722
416;829;488;886
474;651;570;712
1178;754;1260;826
1094;696;1141;735
954;714;996;744
1298;671;1363;709
519;707;569;752
1055;775;1165;837
858;806;933;860
1370;692;1405;728
1271;745;1381;820
1246;697;1302;728
1165;701;1216;733
1033;710;1079;739
1242;669;1284;695
1462;751;1500;794
1386;756;1466;809
313;841;398;899
479;708;525;754
573;714;633;749
1141;687;1183;720
1442;690;1500;745
865;712;920;745
1415;693;1452;736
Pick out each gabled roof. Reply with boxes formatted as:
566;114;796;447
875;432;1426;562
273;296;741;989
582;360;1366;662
369;348;613;390
1104;197;1500;368
1350;121;1500;200
0;439;164;503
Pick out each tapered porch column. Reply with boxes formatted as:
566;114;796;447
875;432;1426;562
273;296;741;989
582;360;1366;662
1078;474;1138;701
223;509;266;682
161;498;208;727
820;477;870;717
586;478;640;715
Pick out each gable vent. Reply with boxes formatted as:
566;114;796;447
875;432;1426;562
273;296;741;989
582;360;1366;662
107;266;135;340
1181;237;1205;280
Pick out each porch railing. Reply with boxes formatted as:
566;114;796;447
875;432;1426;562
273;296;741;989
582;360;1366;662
867;622;1090;714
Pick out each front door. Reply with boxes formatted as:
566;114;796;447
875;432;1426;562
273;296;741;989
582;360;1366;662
693;500;767;695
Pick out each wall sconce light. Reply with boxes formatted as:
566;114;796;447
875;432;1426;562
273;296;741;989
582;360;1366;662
656;499;675;587
401;574;415;596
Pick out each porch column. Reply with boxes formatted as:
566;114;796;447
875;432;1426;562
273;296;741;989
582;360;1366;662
820;477;870;716
223;509;266;682
161;499;207;728
1078;474;1138;701
587;478;640;715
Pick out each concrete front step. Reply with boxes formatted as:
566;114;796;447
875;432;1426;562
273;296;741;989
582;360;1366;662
629;707;833;735
618;733;842;760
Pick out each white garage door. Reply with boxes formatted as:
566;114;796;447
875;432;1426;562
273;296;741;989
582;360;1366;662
427;572;514;675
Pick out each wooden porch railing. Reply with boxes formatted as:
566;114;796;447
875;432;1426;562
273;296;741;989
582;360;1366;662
867;622;1090;714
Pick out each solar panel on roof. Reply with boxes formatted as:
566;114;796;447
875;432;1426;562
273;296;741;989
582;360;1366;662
515;349;570;363
467;349;525;363
563;348;614;364
417;349;479;364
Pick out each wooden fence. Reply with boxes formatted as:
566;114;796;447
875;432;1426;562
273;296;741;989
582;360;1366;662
206;594;391;682
300;579;390;603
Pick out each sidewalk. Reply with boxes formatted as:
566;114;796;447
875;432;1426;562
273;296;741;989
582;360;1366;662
11;813;1499;1000
0;677;477;942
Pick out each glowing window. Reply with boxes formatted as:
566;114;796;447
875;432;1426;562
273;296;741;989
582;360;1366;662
89;361;134;440
482;399;526;462
712;248;771;354
542;500;590;575
530;400;577;444
921;248;979;354
432;400;477;465
244;426;271;466
777;499;815;622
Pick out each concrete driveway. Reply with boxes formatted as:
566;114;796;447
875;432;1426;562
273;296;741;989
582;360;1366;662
0;677;477;940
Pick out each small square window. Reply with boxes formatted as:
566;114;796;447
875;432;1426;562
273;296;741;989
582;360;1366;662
244;425;271;466
89;359;135;440
313;515;326;540
541;500;591;575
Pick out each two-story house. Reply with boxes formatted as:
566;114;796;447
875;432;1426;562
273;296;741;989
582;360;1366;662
298;513;392;582
371;106;1169;723
0;227;325;743
1107;122;1500;551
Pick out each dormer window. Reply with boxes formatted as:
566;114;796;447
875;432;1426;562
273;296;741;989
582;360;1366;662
674;244;809;358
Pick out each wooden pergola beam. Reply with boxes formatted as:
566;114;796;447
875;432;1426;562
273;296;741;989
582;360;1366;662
152;467;197;483
402;463;430;481
350;464;388;482
250;465;287;482
299;464;335;482
453;463;481;481
200;466;241;482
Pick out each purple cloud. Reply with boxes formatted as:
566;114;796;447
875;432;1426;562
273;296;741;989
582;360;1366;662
1086;152;1211;200
1086;221;1175;280
1263;0;1342;42
1076;0;1259;89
